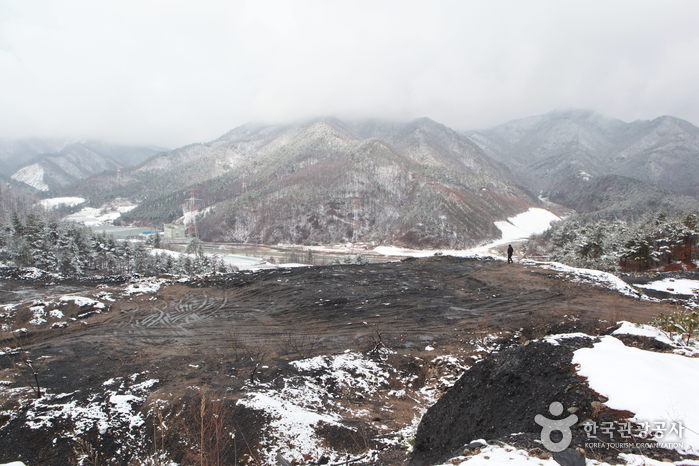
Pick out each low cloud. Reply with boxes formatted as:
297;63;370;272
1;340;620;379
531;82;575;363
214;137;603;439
1;0;698;147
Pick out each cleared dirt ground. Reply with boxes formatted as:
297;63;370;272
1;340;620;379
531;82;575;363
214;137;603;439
0;256;680;464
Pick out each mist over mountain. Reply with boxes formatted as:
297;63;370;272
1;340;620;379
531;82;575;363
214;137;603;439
0;138;68;178
10;109;697;248
1;140;164;192
543;174;698;220
108;117;536;248
468;109;699;199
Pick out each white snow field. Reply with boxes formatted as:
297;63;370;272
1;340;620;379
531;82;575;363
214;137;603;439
637;278;699;296
37;196;86;209
612;321;674;345
441;442;560;465
488;207;561;249
440;443;699;465
64;199;137;226
374;207;560;258
10;163;48;191
573;336;699;454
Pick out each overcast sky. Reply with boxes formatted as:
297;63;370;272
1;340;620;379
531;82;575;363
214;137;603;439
2;0;699;147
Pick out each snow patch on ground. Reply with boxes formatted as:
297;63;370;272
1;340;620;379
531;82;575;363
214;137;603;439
540;332;594;346
276;262;312;268
64;199;137;226
637;278;699;296
2;294;110;332
24;375;158;442
59;295;106;309
619;453;699;465
578;170;593;181
37;197;86;210
440;443;697;465
238;348;467;463
28;304;47;325
290;351;391;395
12;267;55;280
573;336;699;454
238;391;343;462
238;351;396;464
150;248;186;259
612;321;674;345
11;163;48;191
440;442;560;465
123;278;169;295
523;260;646;299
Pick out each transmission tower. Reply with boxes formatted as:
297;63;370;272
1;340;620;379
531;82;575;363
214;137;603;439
183;189;202;238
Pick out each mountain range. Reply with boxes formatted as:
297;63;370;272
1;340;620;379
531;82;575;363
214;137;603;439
0;139;163;192
7;110;698;248
468;109;699;199
90;117;536;247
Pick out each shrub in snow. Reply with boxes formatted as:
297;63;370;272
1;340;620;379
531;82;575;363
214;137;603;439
651;310;699;345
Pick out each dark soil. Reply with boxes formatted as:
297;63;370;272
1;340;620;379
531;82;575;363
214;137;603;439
410;328;696;465
0;256;682;464
0;276;130;306
613;334;675;352
410;336;599;465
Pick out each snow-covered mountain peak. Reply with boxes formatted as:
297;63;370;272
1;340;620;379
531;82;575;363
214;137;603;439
288;121;353;151
648;115;699;135
410;116;445;129
468;109;699;198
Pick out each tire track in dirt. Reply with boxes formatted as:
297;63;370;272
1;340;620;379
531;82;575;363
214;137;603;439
110;293;231;345
16;257;680;394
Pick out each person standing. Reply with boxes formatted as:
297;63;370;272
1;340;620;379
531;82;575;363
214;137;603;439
507;244;514;263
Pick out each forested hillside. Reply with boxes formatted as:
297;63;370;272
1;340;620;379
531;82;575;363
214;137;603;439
0;182;40;224
106;118;539;248
544;174;698;220
528;212;698;272
0;212;228;277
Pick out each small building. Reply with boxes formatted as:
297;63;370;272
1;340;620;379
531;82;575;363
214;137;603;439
163;223;186;240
